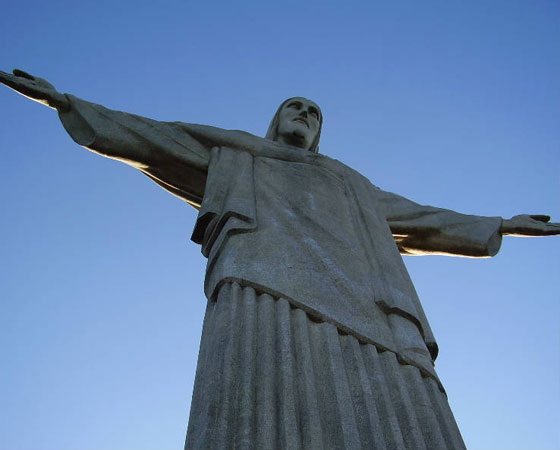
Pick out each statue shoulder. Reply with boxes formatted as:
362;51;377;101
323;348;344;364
171;122;268;151
330;159;381;191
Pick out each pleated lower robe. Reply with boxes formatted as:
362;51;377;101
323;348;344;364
185;283;466;450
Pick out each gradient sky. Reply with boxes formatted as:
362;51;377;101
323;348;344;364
1;1;559;449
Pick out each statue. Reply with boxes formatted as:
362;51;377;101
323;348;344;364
1;69;558;450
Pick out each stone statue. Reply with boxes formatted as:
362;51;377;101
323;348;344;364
1;69;558;450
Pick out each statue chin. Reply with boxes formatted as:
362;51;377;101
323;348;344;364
279;129;309;149
292;130;306;142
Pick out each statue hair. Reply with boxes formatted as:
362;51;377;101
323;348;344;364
265;97;323;153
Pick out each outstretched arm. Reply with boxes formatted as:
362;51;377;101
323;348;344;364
375;189;490;257
375;188;559;257
0;69;212;207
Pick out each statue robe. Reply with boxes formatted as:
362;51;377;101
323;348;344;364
58;95;502;450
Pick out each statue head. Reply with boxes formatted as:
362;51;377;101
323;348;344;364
265;97;322;153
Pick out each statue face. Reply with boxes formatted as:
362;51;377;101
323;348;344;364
276;97;321;150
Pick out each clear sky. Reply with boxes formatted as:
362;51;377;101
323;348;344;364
1;1;558;449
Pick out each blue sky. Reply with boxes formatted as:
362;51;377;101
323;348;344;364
1;1;559;449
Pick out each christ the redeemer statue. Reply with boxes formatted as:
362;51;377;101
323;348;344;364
1;69;558;450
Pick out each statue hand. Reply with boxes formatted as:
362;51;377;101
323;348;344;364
500;214;560;237
0;69;69;111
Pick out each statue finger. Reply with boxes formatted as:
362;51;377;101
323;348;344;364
0;74;49;100
0;71;37;93
0;70;15;83
543;226;560;235
529;215;550;223
0;70;22;89
13;69;35;80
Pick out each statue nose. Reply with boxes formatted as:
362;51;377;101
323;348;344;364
299;110;307;117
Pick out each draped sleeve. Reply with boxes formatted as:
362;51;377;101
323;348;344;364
58;94;212;208
375;189;503;257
